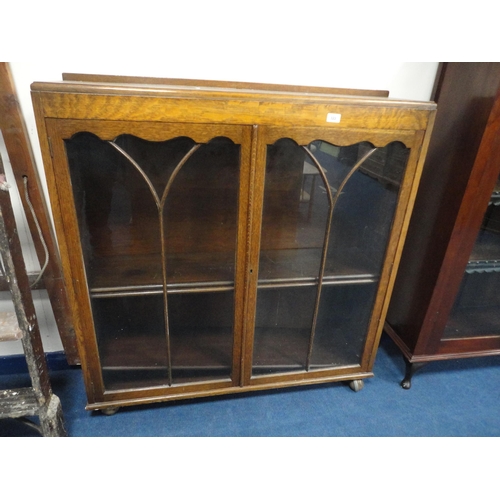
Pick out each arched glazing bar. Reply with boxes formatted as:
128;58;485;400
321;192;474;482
302;144;378;371
108;140;201;386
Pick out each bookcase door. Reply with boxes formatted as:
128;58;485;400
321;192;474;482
48;120;252;395
245;127;418;383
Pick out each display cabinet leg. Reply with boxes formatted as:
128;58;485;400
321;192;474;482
401;358;427;390
101;407;120;416
348;379;364;392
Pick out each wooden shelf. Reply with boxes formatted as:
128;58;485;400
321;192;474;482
89;246;379;297
87;250;236;295
99;327;234;389
467;228;500;273
100;328;233;370
252;326;363;375
99;324;363;386
444;306;500;339
490;179;500;205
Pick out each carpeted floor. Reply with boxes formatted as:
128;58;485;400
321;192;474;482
1;333;500;437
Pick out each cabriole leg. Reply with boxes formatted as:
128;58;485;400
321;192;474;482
401;358;427;389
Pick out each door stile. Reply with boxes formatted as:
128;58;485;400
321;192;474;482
45;122;106;403
361;130;428;370
240;125;267;385
233;126;254;387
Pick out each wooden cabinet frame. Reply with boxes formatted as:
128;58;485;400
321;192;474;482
385;63;500;389
31;75;435;411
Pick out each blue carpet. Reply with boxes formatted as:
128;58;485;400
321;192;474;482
1;334;500;437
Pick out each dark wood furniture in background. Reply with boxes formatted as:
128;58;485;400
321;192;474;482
31;75;435;412
0;63;78;364
385;62;500;388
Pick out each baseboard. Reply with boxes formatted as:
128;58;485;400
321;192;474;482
0;351;70;375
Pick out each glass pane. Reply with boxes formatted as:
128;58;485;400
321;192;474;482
253;288;316;374
66;133;240;387
444;175;500;338
257;139;326;283
93;295;169;391
252;139;409;376
95;292;235;390
310;283;378;368
169;291;234;383
164;137;240;285
444;272;500;338
66;133;194;290
324;142;408;277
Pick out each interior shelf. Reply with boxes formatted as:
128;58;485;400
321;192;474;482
465;261;500;274
467;227;500;273
99;326;234;390
99;325;363;381
91;281;235;298
444;305;500;338
252;326;363;375
89;246;379;297
489;179;500;205
87;251;236;291
100;328;233;370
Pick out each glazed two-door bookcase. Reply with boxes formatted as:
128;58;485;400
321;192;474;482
31;74;436;412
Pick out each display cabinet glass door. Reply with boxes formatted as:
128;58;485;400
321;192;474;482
252;135;410;376
65;128;245;391
444;174;500;339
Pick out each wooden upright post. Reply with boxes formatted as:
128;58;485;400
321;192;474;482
0;62;79;364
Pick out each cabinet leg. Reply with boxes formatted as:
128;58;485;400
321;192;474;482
401;358;427;390
101;407;120;416
348;379;364;392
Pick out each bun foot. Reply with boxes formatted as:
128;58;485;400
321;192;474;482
349;379;364;392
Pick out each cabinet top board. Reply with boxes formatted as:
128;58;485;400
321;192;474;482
31;74;436;132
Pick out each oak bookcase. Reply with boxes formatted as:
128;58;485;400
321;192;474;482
31;75;435;412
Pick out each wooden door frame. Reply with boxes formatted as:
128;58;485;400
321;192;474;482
44;118;254;405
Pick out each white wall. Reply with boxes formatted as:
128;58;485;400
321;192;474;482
0;61;439;357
